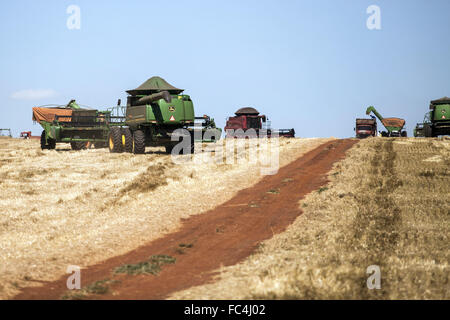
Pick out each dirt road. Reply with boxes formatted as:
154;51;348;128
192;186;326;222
14;139;357;300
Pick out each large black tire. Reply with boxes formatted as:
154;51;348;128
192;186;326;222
48;139;56;149
132;130;146;154
122;128;133;153
40;130;56;150
108;127;123;153
381;131;388;137
424;124;433;138
40;131;48;150
401;131;407;137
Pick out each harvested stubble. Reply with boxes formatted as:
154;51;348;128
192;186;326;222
170;137;449;300
0;137;331;299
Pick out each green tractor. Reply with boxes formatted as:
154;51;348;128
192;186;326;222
34;100;123;150
109;76;220;154
193;114;222;142
366;106;407;137
414;97;450;137
414;113;431;137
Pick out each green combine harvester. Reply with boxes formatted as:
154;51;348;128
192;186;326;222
366;106;407;137
414;97;450;137
110;76;221;154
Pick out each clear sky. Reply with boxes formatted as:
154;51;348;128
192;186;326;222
1;0;449;137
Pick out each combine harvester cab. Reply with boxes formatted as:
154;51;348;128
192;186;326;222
224;107;295;138
415;97;450;137
365;106;407;137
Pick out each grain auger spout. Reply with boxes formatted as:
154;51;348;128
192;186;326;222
132;91;172;106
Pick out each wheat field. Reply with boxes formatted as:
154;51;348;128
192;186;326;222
0;136;331;299
170;137;450;300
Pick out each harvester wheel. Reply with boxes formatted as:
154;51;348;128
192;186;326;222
132;130;146;154
424;124;433;138
108;127;123;153
40;130;56;150
122;128;133;153
401;131;407;137
48;139;56;149
40;131;48;150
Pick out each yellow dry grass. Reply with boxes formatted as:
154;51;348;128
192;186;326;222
0;136;331;299
170;137;449;300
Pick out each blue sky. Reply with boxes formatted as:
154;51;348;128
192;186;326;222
1;0;449;137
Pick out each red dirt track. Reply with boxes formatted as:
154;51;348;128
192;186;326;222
14;139;357;300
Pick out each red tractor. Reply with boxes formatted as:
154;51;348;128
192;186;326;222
20;131;40;139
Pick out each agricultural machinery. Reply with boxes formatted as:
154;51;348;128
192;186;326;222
193;115;222;142
365;106;407;137
33;77;220;153
33;100;122;150
224;107;295;138
20;131;40;139
0;128;12;138
354;118;377;138
109;76;220;154
414;97;450;137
